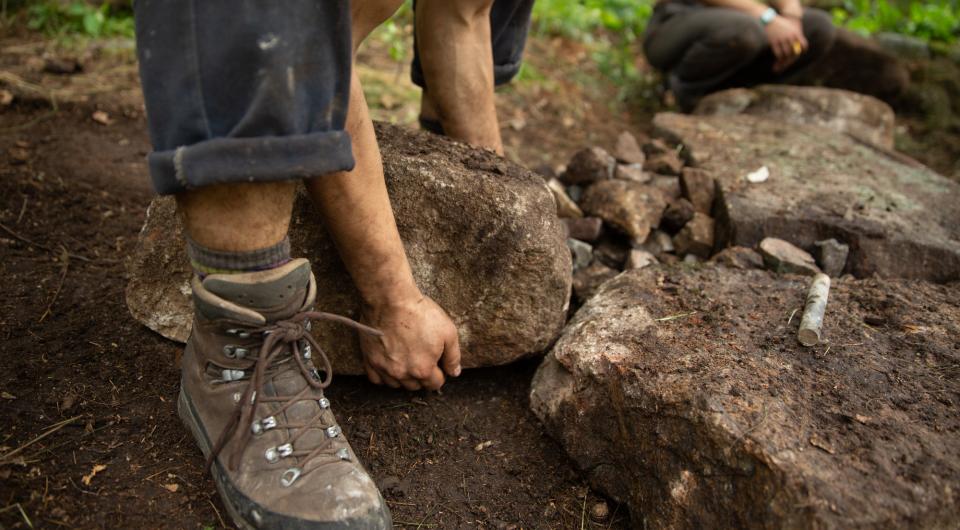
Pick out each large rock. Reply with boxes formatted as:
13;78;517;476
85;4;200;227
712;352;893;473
694;85;896;149
531;265;960;529
653;111;960;282
126;122;572;374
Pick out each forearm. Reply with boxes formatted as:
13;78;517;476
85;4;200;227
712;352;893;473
306;70;421;310
771;0;803;18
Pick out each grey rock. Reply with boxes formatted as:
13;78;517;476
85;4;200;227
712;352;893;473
875;32;931;60
593;237;630;269
624;249;657;270
759;237;821;276
644;151;684;176
531;267;960;529
547;178;584;219
673;213;715;259
562;147;616;186
126;122;572;374
654;111;960;281
572;262;619;304
710;246;765;270
652;229;675;254
614;163;649;183
649;174;682;201
694;85;897;149
614;131;646;165
680;167;716;214
564;217;603;243
814;238;850;277
568;238;594;271
661;198;696;234
580;180;667;244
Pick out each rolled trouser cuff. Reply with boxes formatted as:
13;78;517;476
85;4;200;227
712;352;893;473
148;131;355;195
493;61;523;86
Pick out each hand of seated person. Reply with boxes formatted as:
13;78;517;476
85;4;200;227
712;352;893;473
765;15;808;73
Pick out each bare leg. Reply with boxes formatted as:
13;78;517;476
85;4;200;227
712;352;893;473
416;0;503;154
175;181;295;251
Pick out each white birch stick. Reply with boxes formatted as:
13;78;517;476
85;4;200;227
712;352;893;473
798;273;831;347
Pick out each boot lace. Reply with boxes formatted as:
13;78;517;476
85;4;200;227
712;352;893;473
207;311;382;485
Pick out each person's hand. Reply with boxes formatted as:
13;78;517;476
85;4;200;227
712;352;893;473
359;295;462;391
764;15;808;73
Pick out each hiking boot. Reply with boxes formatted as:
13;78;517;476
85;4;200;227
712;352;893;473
177;258;391;529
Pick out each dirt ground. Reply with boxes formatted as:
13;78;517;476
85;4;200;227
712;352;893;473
2;22;958;530
0;29;642;529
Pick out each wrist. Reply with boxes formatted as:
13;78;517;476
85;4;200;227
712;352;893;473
361;278;423;313
759;7;778;26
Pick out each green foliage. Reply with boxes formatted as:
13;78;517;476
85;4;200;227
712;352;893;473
832;0;960;44
368;2;413;63
531;0;654;94
26;0;133;38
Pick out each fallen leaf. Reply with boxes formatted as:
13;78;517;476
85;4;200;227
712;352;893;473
81;464;107;485
474;441;495;452
853;414;872;425
0;89;12;106
92;110;112;126
162;483;179;493
1;392;15;400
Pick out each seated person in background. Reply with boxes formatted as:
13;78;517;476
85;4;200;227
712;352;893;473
643;0;837;111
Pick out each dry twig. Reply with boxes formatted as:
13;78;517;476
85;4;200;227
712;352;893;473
0;415;82;464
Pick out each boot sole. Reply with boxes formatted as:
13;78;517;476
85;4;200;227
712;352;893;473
178;388;392;530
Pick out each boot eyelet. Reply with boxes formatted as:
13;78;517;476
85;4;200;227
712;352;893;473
261;416;277;431
237;331;251;339
221;369;245;382
325;425;341;438
318;398;330;409
277;443;294;457
265;447;279;463
251;422;262;435
225;329;239;336
232;392;242;403
223;345;236;358
233;347;248;359
280;468;301;487
336;448;350;461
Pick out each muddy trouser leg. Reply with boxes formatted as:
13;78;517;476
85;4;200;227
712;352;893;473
134;0;354;195
409;0;535;90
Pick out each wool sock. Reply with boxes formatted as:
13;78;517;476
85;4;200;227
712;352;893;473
186;235;291;278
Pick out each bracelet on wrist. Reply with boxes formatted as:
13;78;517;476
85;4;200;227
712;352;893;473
759;7;778;26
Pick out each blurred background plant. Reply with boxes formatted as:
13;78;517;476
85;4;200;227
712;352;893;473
16;0;133;38
831;0;959;44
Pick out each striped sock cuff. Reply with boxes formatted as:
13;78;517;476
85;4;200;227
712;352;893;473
186;235;292;277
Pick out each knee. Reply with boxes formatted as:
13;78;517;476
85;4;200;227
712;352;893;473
351;0;405;50
802;8;837;53
722;19;767;57
420;0;495;21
